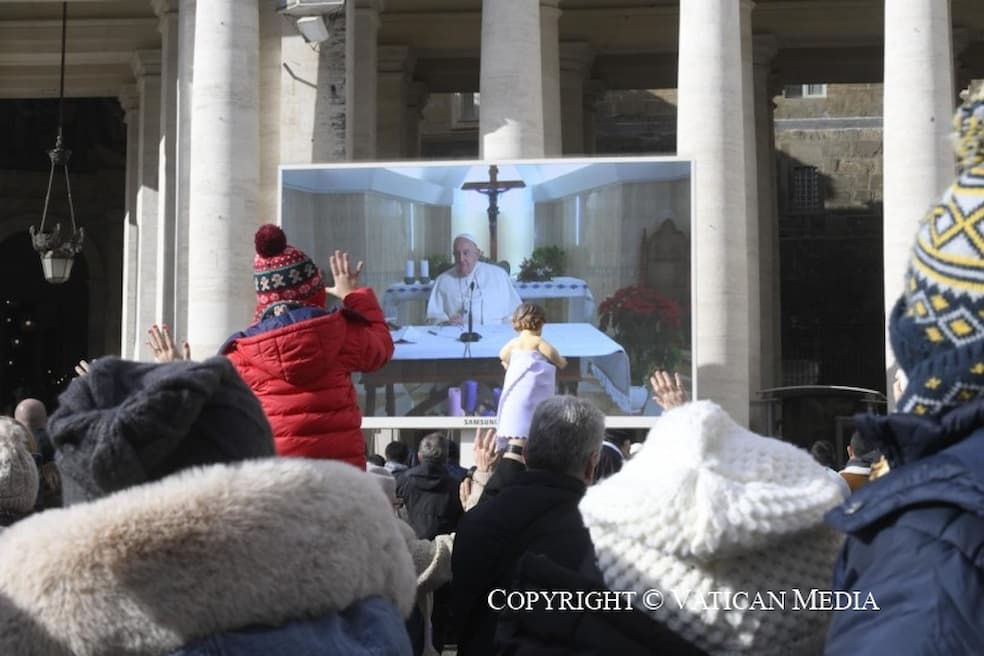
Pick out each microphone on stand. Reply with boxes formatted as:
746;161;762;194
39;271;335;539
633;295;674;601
459;280;481;342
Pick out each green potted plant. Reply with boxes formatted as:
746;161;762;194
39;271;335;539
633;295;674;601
598;285;686;385
427;254;453;278
517;246;566;282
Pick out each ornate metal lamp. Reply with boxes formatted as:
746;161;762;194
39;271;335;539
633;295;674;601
30;2;84;284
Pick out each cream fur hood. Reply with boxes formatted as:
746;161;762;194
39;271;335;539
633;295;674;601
0;458;417;656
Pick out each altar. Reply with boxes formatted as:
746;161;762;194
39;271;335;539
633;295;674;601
361;322;632;415
381;276;596;324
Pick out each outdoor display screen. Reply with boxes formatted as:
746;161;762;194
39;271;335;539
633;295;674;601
279;157;694;421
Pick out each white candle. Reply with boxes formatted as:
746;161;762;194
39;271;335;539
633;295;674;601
420;259;430;278
405;259;415;279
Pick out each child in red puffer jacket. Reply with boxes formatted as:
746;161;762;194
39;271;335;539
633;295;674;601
219;224;393;469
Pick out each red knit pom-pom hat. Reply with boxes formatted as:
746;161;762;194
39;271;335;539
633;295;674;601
252;224;325;322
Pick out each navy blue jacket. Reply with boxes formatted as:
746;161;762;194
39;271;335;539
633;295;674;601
171;597;411;656
825;401;984;655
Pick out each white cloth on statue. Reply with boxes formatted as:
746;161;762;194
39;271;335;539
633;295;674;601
496;350;557;448
425;261;521;325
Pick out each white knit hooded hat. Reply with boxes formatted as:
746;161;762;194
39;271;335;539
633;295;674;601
580;401;845;656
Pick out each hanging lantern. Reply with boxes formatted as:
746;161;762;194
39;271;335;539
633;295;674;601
29;2;84;285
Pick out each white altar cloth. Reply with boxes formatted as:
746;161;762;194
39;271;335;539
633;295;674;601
386;322;631;412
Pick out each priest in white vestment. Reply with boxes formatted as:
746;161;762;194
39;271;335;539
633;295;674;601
426;234;522;325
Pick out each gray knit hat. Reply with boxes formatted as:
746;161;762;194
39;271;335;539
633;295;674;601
0;417;40;518
49;356;275;504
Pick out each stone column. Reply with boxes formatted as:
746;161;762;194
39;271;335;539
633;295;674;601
346;0;383;160
754;35;781;396
540;0;562;156
259;1;282;223
174;0;195;343
280;9;347;164
152;0;179;330
480;0;545;159
377;45;414;159
559;42;594;156
883;0;955;403
740;1;762;425
405;81;429;158
118;86;140;360
130;50;162;361
188;0;260;356
676;0;751;425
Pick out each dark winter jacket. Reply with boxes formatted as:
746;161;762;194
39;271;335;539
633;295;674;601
825;401;984;655
593;440;625;481
222;288;394;469
452;469;597;656
477;458;527;506
495;552;707;656
396;461;463;540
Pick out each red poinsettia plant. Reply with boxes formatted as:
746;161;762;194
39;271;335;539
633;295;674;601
598;285;686;384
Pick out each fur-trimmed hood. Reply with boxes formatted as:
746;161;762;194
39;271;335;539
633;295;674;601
0;458;417;656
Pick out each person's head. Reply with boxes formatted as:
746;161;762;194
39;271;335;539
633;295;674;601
366;464;400;513
847;431;879;464
0;417;40;522
579;401;845;656
512;303;546;333
384;440;409;465
526;396;605;484
13;399;47;432
452;234;482;277
809;440;835;469
367;454;386;467
417;432;449;465
0;415;37;456
48;356;275;505
252;224;326;323
888;87;984;418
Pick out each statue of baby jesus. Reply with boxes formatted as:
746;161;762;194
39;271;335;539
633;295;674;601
495;303;567;450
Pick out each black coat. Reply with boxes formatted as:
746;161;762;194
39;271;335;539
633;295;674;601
452;469;597;656
495;552;707;656
396;461;463;540
477;458;527;506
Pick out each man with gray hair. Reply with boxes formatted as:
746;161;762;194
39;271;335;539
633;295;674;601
451;396;605;656
14;399;51;461
396;433;463;541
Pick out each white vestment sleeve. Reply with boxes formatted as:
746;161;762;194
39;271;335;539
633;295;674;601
426;274;452;323
501;273;523;323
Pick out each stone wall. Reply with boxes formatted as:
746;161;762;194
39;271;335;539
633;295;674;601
774;83;882;119
774;83;883;209
594;89;677;155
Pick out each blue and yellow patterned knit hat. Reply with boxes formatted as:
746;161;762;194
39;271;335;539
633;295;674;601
891;86;984;415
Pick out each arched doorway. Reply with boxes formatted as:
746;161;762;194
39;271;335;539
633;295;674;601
0;232;89;414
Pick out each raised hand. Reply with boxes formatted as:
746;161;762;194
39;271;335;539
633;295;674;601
325;250;364;300
458;477;472;509
650;370;688;410
74;359;90;377
147;324;191;362
473;428;498;473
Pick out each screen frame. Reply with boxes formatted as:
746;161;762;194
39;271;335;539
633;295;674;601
277;155;698;431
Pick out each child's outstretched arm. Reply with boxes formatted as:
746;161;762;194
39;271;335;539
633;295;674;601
328;251;394;372
537;339;567;369
499;339;516;369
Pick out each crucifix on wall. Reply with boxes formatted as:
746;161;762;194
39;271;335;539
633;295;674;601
460;164;526;261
